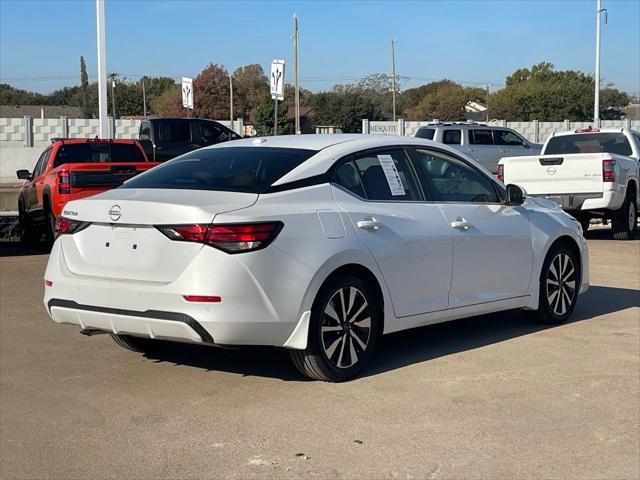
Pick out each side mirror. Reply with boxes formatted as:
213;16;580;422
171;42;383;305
16;169;31;180
522;140;530;148
506;184;526;206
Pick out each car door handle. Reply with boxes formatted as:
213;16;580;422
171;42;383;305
357;217;381;230
450;217;471;230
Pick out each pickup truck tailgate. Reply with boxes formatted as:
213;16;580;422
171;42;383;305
501;153;606;195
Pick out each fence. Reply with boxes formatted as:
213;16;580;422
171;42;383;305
364;119;640;143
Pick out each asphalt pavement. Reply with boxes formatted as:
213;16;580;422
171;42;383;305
1;229;638;479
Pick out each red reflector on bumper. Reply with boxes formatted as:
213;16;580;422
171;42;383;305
44;279;53;287
183;295;222;303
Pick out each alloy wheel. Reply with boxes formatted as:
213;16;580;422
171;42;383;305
629;201;636;232
545;252;577;316
321;286;372;369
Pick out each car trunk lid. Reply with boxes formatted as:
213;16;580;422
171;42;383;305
59;189;257;283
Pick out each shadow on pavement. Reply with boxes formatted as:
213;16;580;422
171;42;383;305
142;285;639;382
0;241;49;257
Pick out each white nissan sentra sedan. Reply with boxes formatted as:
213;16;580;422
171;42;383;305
43;135;588;381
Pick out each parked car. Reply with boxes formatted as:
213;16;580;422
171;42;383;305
414;123;542;173
499;127;640;240
16;138;157;245
139;117;242;162
43;135;588;381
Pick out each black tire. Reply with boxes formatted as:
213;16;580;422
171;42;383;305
110;334;168;354
611;189;637;240
579;217;590;233
44;201;57;247
18;203;40;246
525;243;580;325
290;275;380;382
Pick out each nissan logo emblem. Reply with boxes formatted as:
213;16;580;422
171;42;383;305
546;166;557;176
108;205;122;222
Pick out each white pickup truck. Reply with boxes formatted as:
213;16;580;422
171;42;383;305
498;127;639;240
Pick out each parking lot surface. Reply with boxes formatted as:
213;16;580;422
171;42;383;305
1;230;638;479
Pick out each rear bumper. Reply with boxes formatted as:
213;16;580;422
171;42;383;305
531;190;622;211
43;240;309;348
47;299;214;344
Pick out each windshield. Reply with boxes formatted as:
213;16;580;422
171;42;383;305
121;147;318;193
54;143;146;166
545;133;632;156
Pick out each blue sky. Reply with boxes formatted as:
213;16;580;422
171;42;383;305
1;0;639;95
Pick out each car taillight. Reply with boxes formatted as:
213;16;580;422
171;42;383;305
497;164;504;183
156;222;283;253
58;171;70;194
55;217;90;235
602;158;615;182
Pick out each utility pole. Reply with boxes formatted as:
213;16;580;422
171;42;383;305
594;0;607;123
293;14;300;134
229;76;234;133
391;39;397;122
96;0;108;138
142;78;147;118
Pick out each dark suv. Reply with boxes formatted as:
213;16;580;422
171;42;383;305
139;118;242;162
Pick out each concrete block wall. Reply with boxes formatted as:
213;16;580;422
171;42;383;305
0;118;24;143
368;119;640;143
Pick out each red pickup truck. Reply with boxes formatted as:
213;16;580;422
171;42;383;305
16;138;158;245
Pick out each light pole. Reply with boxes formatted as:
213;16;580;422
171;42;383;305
594;0;608;123
229;76;234;133
96;0;108;138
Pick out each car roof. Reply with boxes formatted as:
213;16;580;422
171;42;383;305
50;138;139;145
199;134;491;186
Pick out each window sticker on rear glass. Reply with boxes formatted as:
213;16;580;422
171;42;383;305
377;154;405;196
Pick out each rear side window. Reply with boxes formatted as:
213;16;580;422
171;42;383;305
443;130;462;145
545;133;632;156
469;129;494;145
413;149;499;203
415;128;435;140
121;147;317;193
333;161;366;198
494;130;524;146
54;143;145;166
157;120;191;142
351;149;421;201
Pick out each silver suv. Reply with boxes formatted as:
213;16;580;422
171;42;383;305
414;123;542;173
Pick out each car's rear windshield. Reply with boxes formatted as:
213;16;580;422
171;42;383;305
54;143;145;167
545;133;632;156
121;147;318;193
415;128;435;140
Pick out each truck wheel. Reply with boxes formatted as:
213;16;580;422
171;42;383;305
290;275;380;382
611;190;637;240
110;334;168;354
44;202;57;247
18;205;40;246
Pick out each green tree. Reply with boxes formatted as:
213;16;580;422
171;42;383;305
232;64;269;122
254;96;293;136
309;90;383;132
80;56;89;118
